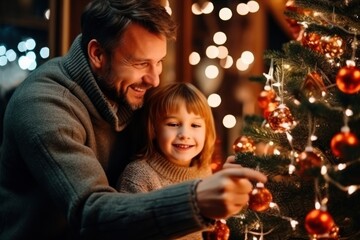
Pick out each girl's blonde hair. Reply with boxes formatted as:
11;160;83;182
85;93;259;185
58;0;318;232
142;82;216;168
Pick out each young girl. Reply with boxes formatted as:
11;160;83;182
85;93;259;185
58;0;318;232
117;82;217;239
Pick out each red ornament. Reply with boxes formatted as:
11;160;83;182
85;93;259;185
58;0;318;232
330;130;359;162
311;225;340;240
263;101;279;119
295;148;322;180
248;183;273;212
267;104;296;133
232;136;256;154
204;219;230;240
257;89;276;109
336;65;360;94
305;209;335;235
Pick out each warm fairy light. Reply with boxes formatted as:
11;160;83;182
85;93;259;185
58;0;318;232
223;114;237;128
293;99;301;106
273;149;281;155
219;7;232;21
264;85;271;91
206;45;219;59
290;220;299;230
201;1;214;14
337;163;347;171
269;202;277;208
348;185;357;195
288;164;296;174
310;135;318;141
207;93;222;108
191;3;202;15
241;51;255;64
205;65;219;79
237;3;249;15
217;46;228;59
213;31;227;45
321;166;328;175
220;55;233;69
236;58;249;71
189;52;201;65
308;96;316;103
345;109;353;116
247;1;260;13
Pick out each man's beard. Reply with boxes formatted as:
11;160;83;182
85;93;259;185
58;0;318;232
95;72;143;111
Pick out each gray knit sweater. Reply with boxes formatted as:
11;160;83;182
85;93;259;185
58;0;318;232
0;35;211;239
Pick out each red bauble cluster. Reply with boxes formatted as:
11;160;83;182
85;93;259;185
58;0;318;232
301;32;345;59
248;183;273;212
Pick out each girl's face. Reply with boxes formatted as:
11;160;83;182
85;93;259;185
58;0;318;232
154;102;206;167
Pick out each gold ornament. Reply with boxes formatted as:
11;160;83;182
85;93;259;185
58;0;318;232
322;35;345;59
232;136;256;154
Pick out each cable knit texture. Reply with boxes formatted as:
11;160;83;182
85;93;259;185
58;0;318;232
0;35;212;239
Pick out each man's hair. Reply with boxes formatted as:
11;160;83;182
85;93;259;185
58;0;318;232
80;0;177;53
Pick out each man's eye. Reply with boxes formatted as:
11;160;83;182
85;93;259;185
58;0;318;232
133;62;149;69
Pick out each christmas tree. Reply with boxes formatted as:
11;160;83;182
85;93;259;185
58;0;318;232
227;0;360;239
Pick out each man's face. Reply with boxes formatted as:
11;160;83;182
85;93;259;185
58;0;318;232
96;24;167;110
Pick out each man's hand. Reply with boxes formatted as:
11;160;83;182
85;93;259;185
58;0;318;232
196;159;267;220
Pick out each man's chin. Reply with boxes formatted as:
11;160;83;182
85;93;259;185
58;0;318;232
126;99;144;111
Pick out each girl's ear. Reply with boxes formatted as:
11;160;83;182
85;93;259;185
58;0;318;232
87;39;106;70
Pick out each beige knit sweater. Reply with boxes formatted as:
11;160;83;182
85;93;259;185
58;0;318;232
118;152;213;239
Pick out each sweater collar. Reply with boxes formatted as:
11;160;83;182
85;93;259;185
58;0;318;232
63;35;134;131
147;153;211;182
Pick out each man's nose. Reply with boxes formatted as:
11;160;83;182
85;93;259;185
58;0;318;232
144;65;161;87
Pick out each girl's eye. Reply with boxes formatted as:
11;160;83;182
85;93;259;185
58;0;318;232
166;123;179;127
192;124;202;128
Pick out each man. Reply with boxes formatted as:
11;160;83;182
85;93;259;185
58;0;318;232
0;0;266;239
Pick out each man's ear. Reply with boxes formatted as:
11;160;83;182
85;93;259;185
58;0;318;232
87;39;105;70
